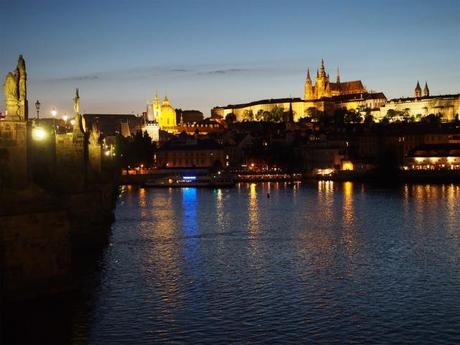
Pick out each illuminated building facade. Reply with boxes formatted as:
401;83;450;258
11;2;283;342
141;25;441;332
156;139;225;168
213;60;386;121
378;90;460;122
146;95;177;132
304;59;367;100
403;144;460;170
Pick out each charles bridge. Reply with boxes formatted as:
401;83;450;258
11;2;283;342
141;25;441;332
0;56;118;301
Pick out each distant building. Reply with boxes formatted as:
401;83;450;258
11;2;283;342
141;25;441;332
145;95;176;132
378;83;460;122
403;143;460;170
156;138;225;168
84;114;143;137
143;122;160;142
176;109;204;124
175;118;225;135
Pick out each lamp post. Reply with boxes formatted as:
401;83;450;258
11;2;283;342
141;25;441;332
35;100;41;120
32;100;47;141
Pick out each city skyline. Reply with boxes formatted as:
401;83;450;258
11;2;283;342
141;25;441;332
1;0;459;117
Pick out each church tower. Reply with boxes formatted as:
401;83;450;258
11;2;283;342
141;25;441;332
304;69;314;100
423;82;430;97
415;81;422;98
315;59;331;99
153;94;161;122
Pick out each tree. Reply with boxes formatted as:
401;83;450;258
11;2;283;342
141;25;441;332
255;109;264;121
344;110;362;124
306;107;318;119
243;109;254;121
422;113;442;124
267;106;284;122
364;113;374;124
401;108;412;122
334;108;346;126
225;113;236;125
384;109;399;123
115;131;155;169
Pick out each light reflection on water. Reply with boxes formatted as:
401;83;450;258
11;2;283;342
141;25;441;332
85;182;460;344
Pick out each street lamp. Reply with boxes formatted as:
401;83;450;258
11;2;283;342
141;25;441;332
51;108;57;117
32;100;47;141
35;100;41;119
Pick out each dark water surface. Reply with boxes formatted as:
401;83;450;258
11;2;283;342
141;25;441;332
9;182;460;344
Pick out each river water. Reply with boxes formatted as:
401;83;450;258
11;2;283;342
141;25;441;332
8;182;460;344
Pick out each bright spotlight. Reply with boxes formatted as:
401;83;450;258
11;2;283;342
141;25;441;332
32;127;47;141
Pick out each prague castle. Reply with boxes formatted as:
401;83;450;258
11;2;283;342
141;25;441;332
213;59;459;123
213;60;387;122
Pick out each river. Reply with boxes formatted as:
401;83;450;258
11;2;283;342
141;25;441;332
7;182;460;344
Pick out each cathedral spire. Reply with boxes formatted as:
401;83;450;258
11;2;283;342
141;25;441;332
306;68;311;81
319;59;326;78
415;81;422;98
336;67;340;84
423;82;430;97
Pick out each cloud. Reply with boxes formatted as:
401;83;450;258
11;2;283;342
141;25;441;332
199;68;251;75
169;68;189;72
47;74;99;82
41;61;284;84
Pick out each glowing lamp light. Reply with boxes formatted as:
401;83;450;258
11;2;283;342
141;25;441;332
62;115;68;122
51;108;57;117
32;126;47;141
341;161;354;171
70;119;76;126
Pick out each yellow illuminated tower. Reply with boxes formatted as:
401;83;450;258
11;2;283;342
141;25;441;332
315;59;331;99
153;94;161;122
304;68;314;100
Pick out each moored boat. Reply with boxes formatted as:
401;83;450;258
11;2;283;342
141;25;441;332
145;173;234;188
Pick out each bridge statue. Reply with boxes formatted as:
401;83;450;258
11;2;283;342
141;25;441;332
74;88;80;115
3;55;28;120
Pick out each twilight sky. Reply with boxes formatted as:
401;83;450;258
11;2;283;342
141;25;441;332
1;0;459;117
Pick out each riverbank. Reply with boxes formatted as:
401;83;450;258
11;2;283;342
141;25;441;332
120;170;460;186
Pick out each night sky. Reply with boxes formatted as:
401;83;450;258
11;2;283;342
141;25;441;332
1;0;459;117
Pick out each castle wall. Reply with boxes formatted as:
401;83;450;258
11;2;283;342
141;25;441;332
378;95;460;122
223;102;306;122
222;100;335;121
